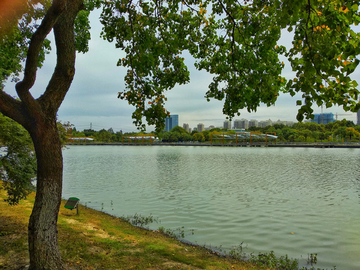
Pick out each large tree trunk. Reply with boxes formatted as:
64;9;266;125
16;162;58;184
1;1;84;269
24;0;83;265
27;116;65;270
0;0;83;267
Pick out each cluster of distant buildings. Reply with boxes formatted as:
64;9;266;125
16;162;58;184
183;119;294;133
165;114;294;133
165;111;360;133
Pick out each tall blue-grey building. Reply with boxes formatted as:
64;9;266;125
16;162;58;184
311;113;335;125
165;115;179;131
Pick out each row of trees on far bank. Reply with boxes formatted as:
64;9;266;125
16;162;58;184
249;120;360;143
68;119;360;144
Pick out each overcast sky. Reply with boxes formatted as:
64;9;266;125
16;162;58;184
4;9;359;132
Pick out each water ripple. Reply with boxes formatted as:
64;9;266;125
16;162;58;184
63;146;360;269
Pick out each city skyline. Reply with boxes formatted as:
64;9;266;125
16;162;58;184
73;112;358;133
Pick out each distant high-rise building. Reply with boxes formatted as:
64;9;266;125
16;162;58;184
183;123;190;132
197;123;205;132
165;115;179;131
311;113;335;125
248;119;258;128
234;119;248;129
259;119;273;128
223;120;232;130
233;119;241;129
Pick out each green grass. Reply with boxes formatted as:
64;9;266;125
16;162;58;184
0;187;264;270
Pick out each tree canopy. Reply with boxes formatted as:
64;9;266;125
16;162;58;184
99;0;360;131
0;113;37;205
2;1;360;132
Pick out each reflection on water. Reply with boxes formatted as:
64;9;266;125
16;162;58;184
62;146;360;269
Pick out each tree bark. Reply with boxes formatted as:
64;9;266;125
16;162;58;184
28;117;65;270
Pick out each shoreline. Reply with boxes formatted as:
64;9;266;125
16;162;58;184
67;142;360;148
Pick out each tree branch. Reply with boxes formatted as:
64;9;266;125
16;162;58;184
38;0;84;115
0;91;26;126
15;0;66;115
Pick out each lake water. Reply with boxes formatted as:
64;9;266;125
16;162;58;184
62;145;360;269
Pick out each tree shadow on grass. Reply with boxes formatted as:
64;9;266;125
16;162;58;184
0;215;29;270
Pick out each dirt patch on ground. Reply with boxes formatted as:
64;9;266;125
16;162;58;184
161;260;202;270
87;245;107;256
63;219;115;240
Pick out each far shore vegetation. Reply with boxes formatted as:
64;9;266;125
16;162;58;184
66;119;360;144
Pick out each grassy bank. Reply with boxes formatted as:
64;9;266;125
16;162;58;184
0;189;265;270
